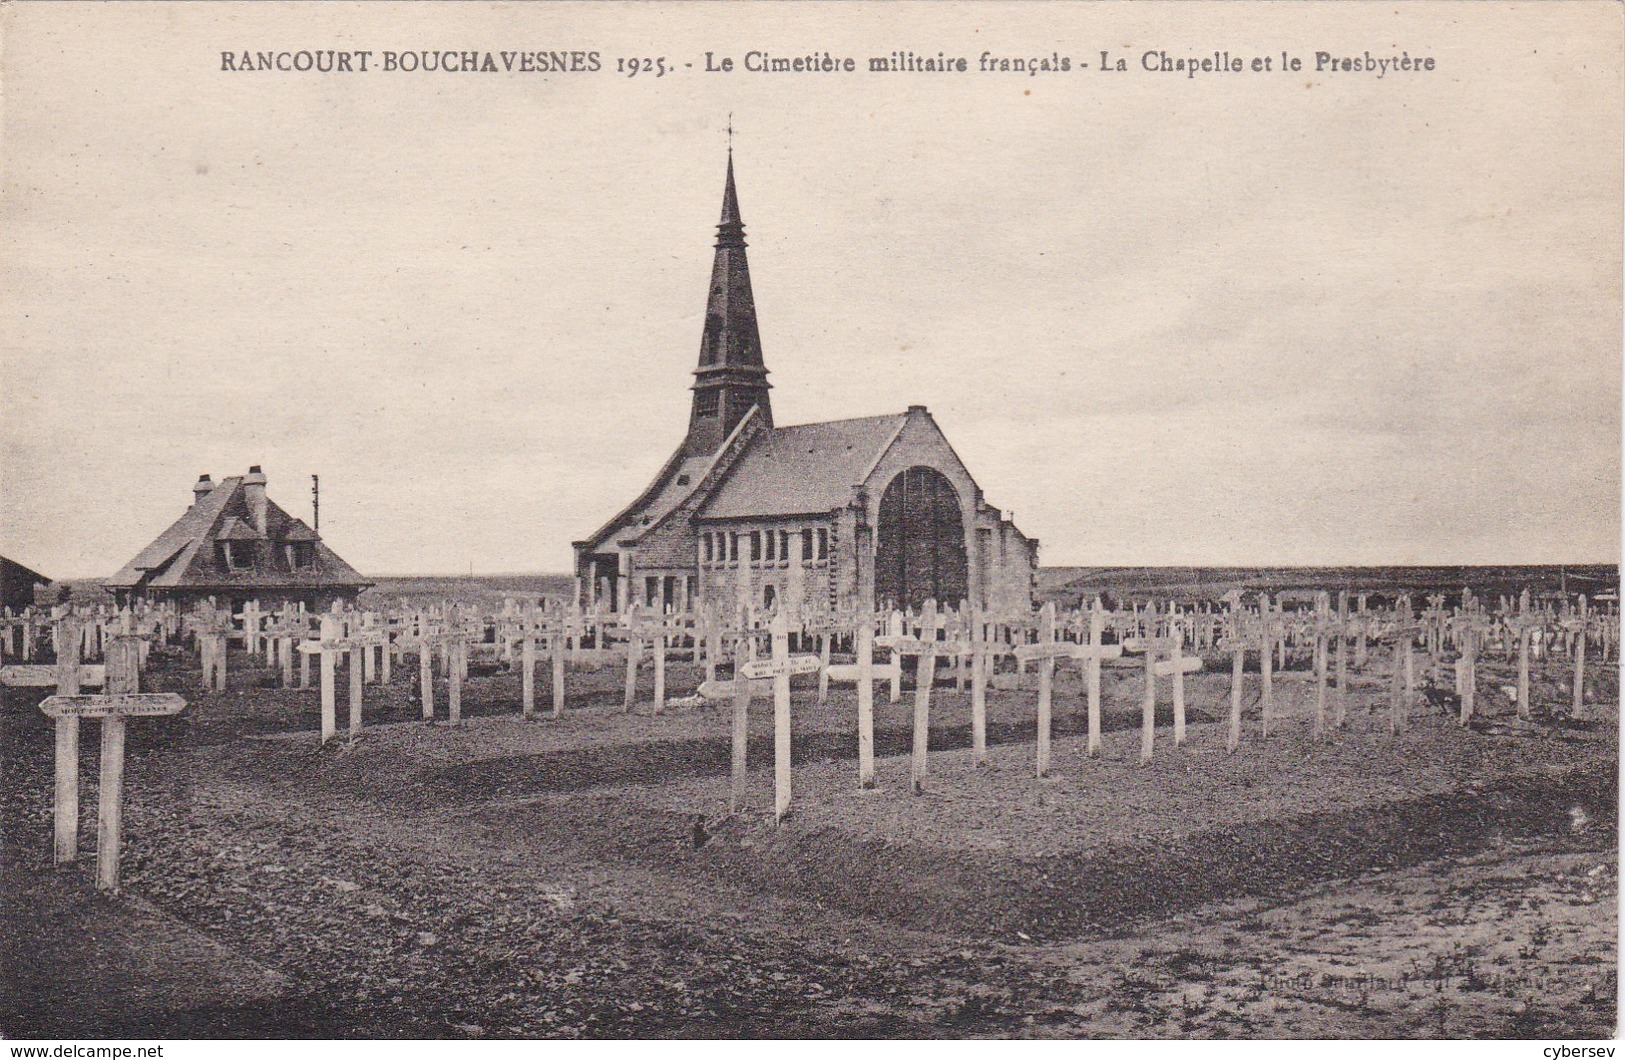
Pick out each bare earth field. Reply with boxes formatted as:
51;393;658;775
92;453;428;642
0;646;1615;1038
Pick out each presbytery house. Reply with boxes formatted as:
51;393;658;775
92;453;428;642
106;466;370;612
574;155;1037;616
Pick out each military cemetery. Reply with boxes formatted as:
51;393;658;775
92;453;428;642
2;9;1619;1036
3;155;1619;1040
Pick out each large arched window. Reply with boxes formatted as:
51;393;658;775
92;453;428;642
874;466;967;610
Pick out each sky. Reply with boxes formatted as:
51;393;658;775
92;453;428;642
2;2;1620;577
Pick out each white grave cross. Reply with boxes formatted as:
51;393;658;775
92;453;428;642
40;692;186;891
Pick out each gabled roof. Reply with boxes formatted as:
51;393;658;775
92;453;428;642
2;555;50;586
620;454;714;540
578;405;765;553
697;412;908;520
116;476;239;577
2;555;52;611
282;519;320;542
106;475;369;591
216;517;260;541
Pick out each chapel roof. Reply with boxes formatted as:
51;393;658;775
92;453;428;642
697;412;909;520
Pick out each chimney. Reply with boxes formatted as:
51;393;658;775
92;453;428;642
193;474;214;504
243;465;268;536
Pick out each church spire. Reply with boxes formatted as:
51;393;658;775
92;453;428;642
687;148;771;455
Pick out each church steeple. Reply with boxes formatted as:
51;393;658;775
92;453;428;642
687;150;772;455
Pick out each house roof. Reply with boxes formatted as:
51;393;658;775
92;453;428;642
282;519;320;542
2;555;52;611
106;474;369;591
116;477;239;577
697;413;908;520
2;556;50;586
216;517;260;541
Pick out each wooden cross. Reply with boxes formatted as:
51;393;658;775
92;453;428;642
356;612;391;685
1304;593;1338;741
822;635;903;690
856;615;880;788
416;625;473;725
40;691;186;891
262;615;310;688
735;610;814;823
297;617;387;742
396;623;435;721
609;604;667;713
966;606;990;766
1013;602;1124;775
1501;609;1548;721
6;617;109;864
694;627;767;697
1368;601;1424;732
502;602;571;720
1135;635;1203;765
239;600;266;661
876;601;957;793
550;605;581;717
1560;595;1590;717
1334;591;1352;728
798;610;847;704
191;607;233;692
1353;592;1371;669
1;663;106;690
1453;608;1498;725
0;611;35;662
514;603;540;719
1218;593;1285;744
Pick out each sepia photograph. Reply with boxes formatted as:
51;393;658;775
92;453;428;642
1;0;1620;1044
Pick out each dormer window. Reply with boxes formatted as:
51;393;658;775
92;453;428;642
676;474;691;486
217;541;253;571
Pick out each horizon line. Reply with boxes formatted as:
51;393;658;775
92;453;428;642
42;560;1623;583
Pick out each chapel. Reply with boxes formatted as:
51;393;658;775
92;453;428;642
573;154;1037;616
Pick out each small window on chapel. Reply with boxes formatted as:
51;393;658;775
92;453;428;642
817;528;829;560
802;528;814;561
750;531;762;563
695;390;719;417
677;474;691;486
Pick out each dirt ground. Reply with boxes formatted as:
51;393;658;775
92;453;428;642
0;644;1615;1038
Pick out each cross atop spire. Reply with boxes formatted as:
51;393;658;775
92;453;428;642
687;148;771;455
